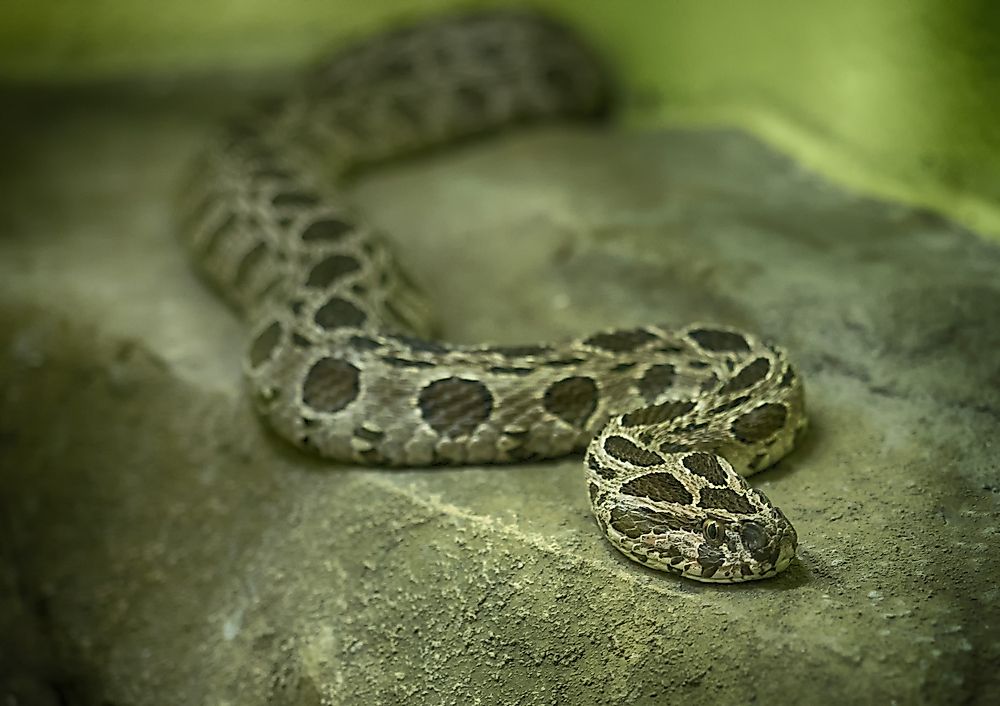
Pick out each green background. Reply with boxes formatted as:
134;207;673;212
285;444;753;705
3;0;999;239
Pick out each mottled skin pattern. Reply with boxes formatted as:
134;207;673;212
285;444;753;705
179;11;807;582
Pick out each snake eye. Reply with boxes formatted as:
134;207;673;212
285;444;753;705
703;519;720;542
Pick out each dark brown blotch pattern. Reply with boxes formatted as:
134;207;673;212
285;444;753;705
621;399;695;428
233;242;268;289
689;328;750;353
620;471;694;505
659;441;692;453
732;403;788;443
306;254;361;288
302;217;353;242
681;452;728;485
382;356;436;368
603;436;664;467
314;297;368;329
348;335;382;351
698;487;755;514
418;377;493;438
637;364;676;403
720;357;771;394
489;366;534;376
248;321;282;368
707;395;750;415
543;358;586;368
485;343;553;357
543;376;598;428
609;505;681;540
272;189;321;208
585;328;658;352
251;165;293;181
301;357;360;413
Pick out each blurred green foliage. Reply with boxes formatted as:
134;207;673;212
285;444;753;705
2;0;998;238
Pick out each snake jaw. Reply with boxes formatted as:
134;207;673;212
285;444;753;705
773;527;797;574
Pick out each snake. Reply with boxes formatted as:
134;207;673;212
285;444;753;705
178;10;807;582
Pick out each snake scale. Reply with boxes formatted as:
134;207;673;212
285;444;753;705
179;11;807;582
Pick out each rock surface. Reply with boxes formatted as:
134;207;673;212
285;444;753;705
1;82;999;705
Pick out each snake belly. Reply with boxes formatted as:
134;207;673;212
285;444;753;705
179;10;807;582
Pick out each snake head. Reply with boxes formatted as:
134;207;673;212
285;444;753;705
588;449;798;582
618;500;797;582
681;500;798;582
602;496;797;582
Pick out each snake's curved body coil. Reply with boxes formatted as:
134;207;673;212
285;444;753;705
179;11;806;582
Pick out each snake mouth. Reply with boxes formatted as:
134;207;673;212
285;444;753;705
771;531;797;575
772;523;798;572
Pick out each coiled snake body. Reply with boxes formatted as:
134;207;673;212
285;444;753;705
180;11;806;582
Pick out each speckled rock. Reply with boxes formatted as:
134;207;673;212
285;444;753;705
1;82;998;705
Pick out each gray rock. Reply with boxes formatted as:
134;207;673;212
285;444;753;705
1;82;998;705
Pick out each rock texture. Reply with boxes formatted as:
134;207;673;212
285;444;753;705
1;82;998;705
